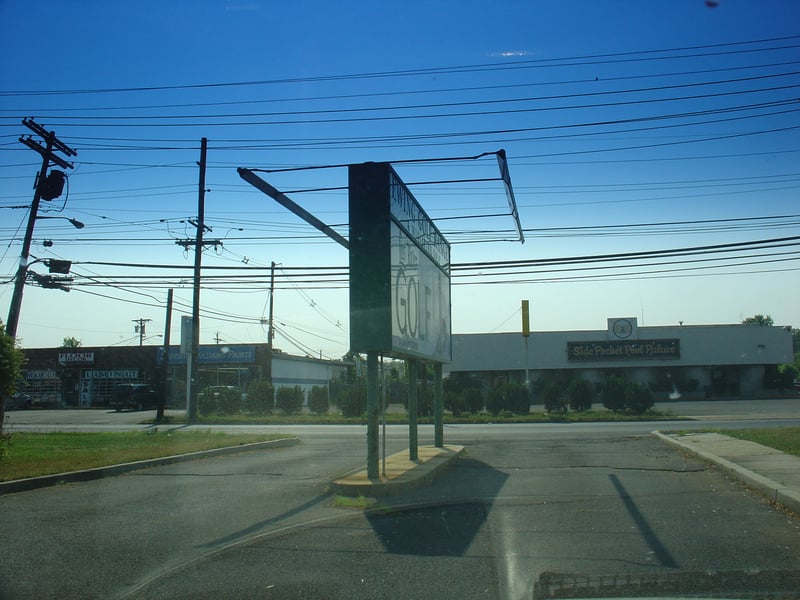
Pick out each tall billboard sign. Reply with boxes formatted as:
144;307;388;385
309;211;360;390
349;162;451;362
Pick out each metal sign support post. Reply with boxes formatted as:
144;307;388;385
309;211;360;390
434;362;443;448
407;359;418;461
366;352;380;479
380;355;387;477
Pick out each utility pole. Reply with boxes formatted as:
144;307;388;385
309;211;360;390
6;119;76;338
157;289;173;423
173;139;219;422
266;261;276;383
132;318;151;346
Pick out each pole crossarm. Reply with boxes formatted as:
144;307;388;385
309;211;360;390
6;119;78;338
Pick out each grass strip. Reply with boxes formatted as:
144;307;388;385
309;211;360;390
0;431;289;482
716;427;800;458
154;409;680;426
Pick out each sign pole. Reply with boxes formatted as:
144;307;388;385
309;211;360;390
522;300;531;395
407;359;418;461
434;362;443;448
366;352;379;479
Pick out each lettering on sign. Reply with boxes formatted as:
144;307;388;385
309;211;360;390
58;352;95;365
81;369;140;380
391;223;450;360
567;339;680;361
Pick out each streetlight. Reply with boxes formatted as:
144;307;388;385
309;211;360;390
36;215;85;229
5;214;84;337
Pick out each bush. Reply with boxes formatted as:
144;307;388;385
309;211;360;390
625;382;654;414
275;386;304;414
541;380;567;414
600;374;628;412
600;375;654;414
198;386;243;416
244;380;273;415
567;378;593;412
463;387;484;414
443;386;484;416
486;385;505;416
335;384;366;417
308;385;329;415
486;383;529;416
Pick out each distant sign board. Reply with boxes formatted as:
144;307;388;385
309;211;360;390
58;352;95;366
568;339;680;362
349;162;451;362
158;345;256;365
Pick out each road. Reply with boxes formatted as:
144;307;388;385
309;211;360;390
1;400;799;599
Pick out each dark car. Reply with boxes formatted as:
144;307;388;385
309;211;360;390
4;392;33;410
111;383;158;411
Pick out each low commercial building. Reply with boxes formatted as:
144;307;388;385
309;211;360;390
20;343;348;408
448;318;794;400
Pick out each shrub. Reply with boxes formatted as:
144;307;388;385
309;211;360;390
335;384;366;417
445;387;485;416
600;374;628;412
486;383;529;416
308;385;329;415
463;387;484;414
244;380;274;415
625;382;654;414
486;385;505;416
198;386;243;416
506;383;530;414
444;390;465;416
541;380;567;414
275;385;304;414
567;378;593;412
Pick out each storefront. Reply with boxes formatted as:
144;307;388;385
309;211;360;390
21;344;348;408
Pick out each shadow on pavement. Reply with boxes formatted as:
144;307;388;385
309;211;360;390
366;457;509;557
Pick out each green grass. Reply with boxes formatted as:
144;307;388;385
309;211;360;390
159;408;680;426
0;431;289;482
716;427;800;458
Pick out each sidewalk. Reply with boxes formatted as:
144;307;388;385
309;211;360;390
330;444;464;497
653;431;800;515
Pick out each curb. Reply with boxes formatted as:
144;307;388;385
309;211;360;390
652;431;800;515
330;445;464;498
0;437;300;496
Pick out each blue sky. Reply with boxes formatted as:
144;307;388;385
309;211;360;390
1;1;799;358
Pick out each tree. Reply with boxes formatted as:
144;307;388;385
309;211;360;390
0;320;26;436
742;314;774;326
61;336;82;348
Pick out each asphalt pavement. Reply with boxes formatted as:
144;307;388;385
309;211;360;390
654;430;800;515
2;407;800;599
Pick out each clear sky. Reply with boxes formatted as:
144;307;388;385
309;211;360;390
1;0;799;359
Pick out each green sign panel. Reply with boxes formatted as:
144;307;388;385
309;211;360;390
349;162;451;362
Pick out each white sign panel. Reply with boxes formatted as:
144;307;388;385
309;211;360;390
391;222;451;361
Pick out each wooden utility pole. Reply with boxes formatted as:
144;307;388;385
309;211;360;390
187;137;208;422
7;119;76;338
157;289;174;423
132;318;152;346
266;261;276;383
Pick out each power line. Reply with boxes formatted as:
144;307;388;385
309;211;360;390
2;34;797;96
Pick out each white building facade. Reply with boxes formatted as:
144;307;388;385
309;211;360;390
447;319;794;400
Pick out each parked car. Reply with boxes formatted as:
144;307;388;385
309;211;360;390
4;392;33;410
111;383;158;411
